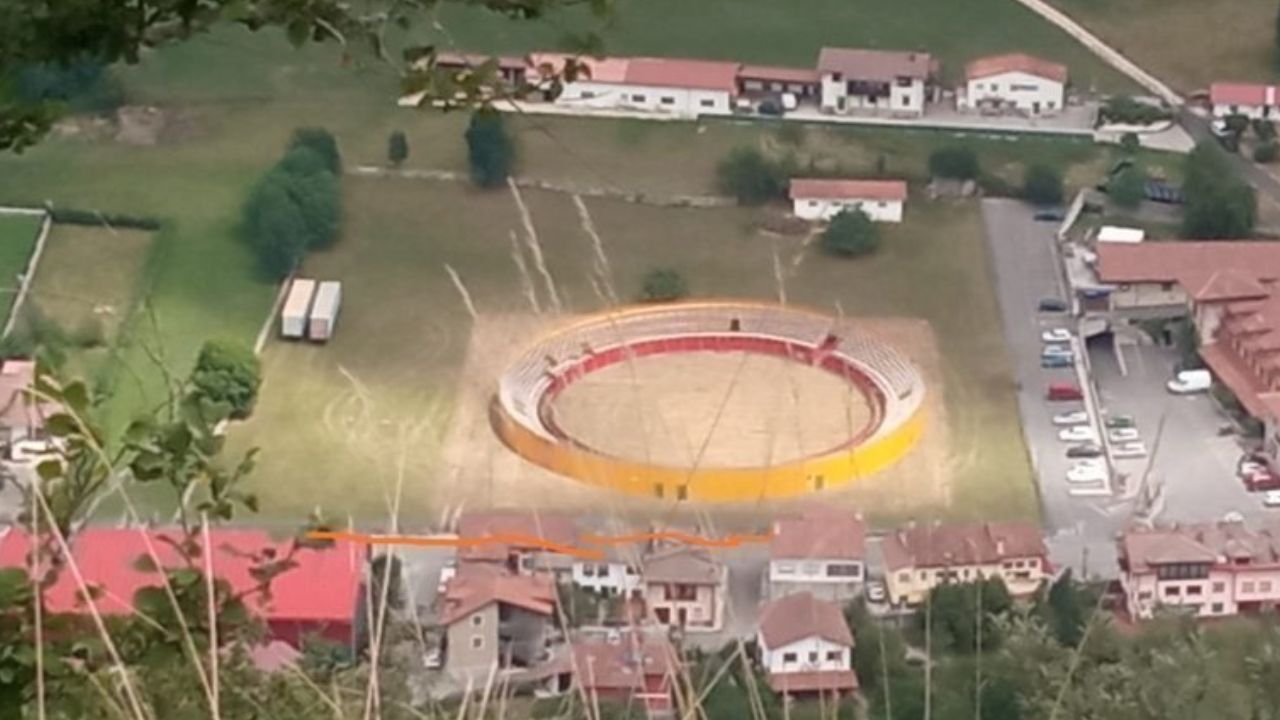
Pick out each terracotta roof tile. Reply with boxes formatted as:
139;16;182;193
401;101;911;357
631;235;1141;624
789;178;908;201
641;546;723;584
965;53;1067;83
571;631;680;691
758;592;853;648
817;48;933;82
439;570;556;625
881;522;1046;571
771;510;866;560
1211;82;1275;107
1121;521;1280;573
623;58;740;93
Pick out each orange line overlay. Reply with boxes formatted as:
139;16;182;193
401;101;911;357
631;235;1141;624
307;529;772;560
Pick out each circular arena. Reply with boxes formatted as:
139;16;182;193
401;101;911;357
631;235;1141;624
491;301;926;502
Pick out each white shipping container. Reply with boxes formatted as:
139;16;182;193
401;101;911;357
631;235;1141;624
308;281;342;342
280;279;317;339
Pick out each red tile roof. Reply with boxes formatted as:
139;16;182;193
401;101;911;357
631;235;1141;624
771;509;865;560
768;670;858;695
438;569;556;625
789;178;908;201
817;48;934;82
1094;241;1280;291
738;65;820;85
1210;82;1276;107
965;53;1068;83
623;58;741;93
641;546;723;585
758;592;853;648
1201;343;1280;421
881;522;1046;571
0;527;362;623
529;53;631;84
1120;521;1280;573
571;631;680;691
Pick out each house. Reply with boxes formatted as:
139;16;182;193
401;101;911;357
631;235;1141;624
571;629;681;717
0;526;364;648
881;522;1049;606
456;510;579;578
438;566;558;681
1118;520;1280;619
641;546;726;633
767;509;866;601
1210;82;1280;119
756;591;858;697
817;47;934;117
542;54;739;118
961;53;1067;116
571;546;643;597
1090;241;1280;452
789;178;908;223
0;359;50;446
737;64;821;102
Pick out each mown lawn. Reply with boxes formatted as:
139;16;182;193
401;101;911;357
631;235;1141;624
428;0;1135;90
0;214;43;324
1048;0;1277;91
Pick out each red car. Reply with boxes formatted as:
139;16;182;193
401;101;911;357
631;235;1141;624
1046;383;1084;402
1245;471;1280;492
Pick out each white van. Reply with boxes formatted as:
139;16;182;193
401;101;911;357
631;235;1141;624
1167;369;1211;394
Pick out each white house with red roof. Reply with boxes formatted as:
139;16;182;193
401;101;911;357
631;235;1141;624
789;178;908;223
539;54;739;118
881;522;1049;606
1210;82;1280;119
756;591;858;697
961;52;1067;116
571;629;681;717
817;47;935;117
767;509;866;601
0;526;364;648
1118;520;1280;619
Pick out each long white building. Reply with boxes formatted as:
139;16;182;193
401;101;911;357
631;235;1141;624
789;178;908;223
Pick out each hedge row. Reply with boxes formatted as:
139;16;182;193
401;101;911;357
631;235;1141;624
49;208;161;230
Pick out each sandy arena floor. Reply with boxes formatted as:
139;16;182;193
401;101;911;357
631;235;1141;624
433;313;951;525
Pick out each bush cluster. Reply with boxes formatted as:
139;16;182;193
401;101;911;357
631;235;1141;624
242;128;342;278
1100;95;1172;125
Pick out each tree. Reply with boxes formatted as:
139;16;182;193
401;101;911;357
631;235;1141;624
928;146;979;180
1183;140;1256;239
640;268;687;302
821;208;880;257
1256;140;1279;163
920;577;1013;654
288;127;342;175
715;146;784;205
466;109;515;188
189;339;261;419
1022;163;1064;205
387;130;409;167
1120;132;1141;154
1110;165;1148;209
1043;570;1089;646
244;171;309;278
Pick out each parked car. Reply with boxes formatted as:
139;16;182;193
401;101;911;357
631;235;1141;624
1052;410;1089;426
1112;442;1148;459
1034;209;1066;222
1108;428;1140;443
1066;443;1104;458
1224;511;1246;524
1041;354;1073;369
1246;471;1280;492
1068;463;1108;483
1104;414;1136;429
1059;426;1099;443
1167;369;1211;394
1038;297;1068;313
1265;491;1280;508
866;581;887;604
1042;344;1073;357
1041;328;1072;343
1241;459;1271;477
1047;383;1084;401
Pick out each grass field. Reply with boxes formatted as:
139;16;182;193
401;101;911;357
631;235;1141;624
0;214;43;325
1048;0;1276;91
428;0;1135;91
226;176;1036;525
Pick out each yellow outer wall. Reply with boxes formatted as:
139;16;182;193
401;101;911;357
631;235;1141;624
492;400;926;502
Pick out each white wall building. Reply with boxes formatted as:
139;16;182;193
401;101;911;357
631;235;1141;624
789;178;908;223
571;555;642;597
817;47;933;117
1210;82;1280;119
961;53;1067;115
536;54;738;119
767;510;866;601
756;592;858;696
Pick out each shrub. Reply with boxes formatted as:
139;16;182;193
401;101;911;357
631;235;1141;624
1109;165;1148;209
1254;118;1278;140
288;127;342;174
1182;141;1256;238
1224;114;1251;136
715;146;785;205
1255;140;1279;163
49;208;161;230
14;54;124;113
927;146;979;180
821;209;880;257
243;172;309;278
1022;163;1064;205
1100;96;1172;125
640;268;688;302
387;130;409;166
1119;132;1141;154
465;109;515;188
189;339;262;419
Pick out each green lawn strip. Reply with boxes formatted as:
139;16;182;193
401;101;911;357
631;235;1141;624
0;214;44;324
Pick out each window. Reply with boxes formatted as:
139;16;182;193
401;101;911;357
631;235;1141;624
961;569;970;579
581;91;595;99
1164;586;1181;597
676;485;688;501
1139;591;1152;600
1212;602;1224;613
631;94;646;102
898;572;910;583
1213;582;1226;593
700;99;715;108
826;651;842;662
991;84;1000;92
1160;282;1174;292
777;563;796;575
471;636;483;650
582;565;595;577
802;563;820;576
1187;585;1203;596
664;584;697;601
1263;580;1274;592
975;83;984;91
597;564;610;576
919;571;927;581
808;652;818;663
808;200;819;207
1010;83;1037;91
626;566;638;576
471;614;483;627
827;563;860;578
1155;563;1210;581
783;652;797;663
901;95;910;107
1244;581;1256;593
877;201;886;208
660;96;675;105
1046;102;1056;109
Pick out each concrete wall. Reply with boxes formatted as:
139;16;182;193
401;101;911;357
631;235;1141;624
792;197;904;222
445;603;499;678
556;81;732;118
1109;282;1188;312
963;71;1064;114
758;634;851;674
819;74;925;116
767;558;864;598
